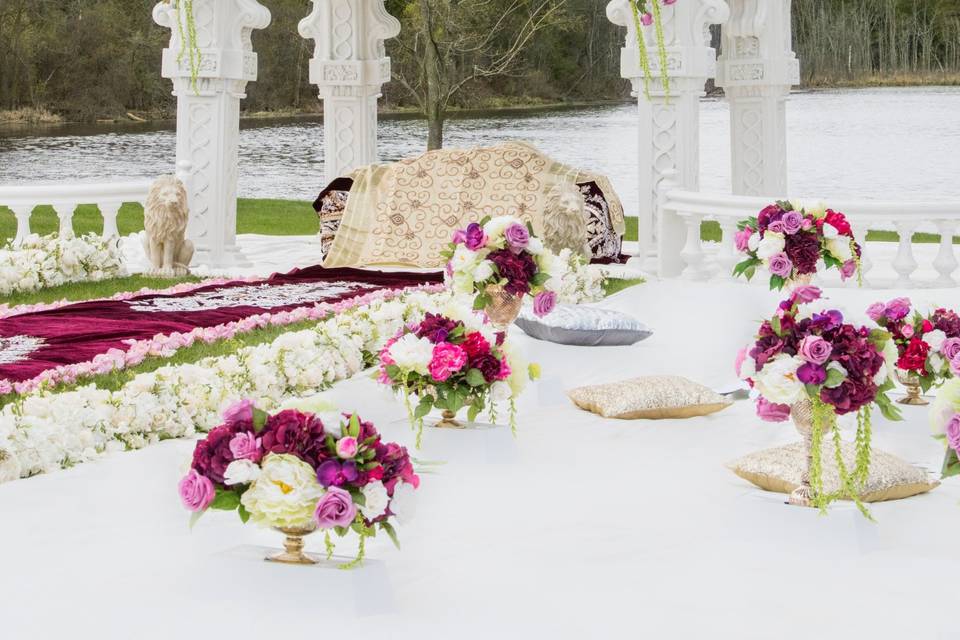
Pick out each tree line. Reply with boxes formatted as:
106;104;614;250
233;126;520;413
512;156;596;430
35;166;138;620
1;0;958;123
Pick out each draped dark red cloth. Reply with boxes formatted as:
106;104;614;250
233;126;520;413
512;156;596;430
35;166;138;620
0;266;443;383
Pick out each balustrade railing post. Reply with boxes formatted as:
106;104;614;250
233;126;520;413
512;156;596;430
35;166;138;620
892;220;919;287
933;220;959;287
11;205;32;245
679;214;706;280
55;204;75;238
100;202;122;238
716;219;739;281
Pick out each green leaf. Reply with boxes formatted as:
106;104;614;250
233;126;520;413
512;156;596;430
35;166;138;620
467;403;482;423
770;315;783;336
473;294;488;311
350;489;366;507
237;504;250;524
414;399;434;420
465;368;486;387
769;275;786;291
210;488;241;511
824;367;846;389
875;393;903;422
380;521;401;550
530;271;550;287
252;407;268;433
348;414;361;438
385;364;401;380
942;447;960;479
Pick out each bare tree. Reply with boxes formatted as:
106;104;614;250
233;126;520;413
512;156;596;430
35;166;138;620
390;0;566;150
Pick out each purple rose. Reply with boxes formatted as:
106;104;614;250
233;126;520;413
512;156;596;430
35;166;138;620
464;223;487;251
781;211;803;235
952;353;960;377
940;337;960;362
798;335;832;365
222;398;254;426
532;290;557;318
229;432;261;462
451;229;467;245
797;362;827;385
840;259;857;280
866;302;886;322
504;223;530;253
316;459;359;487
767;221;786;234
756;397;791;423
178;470;215;512
792;285;822;304
313;486;357;529
884;297;911;322
946;413;960;453
768;252;793;278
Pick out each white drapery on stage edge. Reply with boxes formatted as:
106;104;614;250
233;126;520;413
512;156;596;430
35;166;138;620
1;280;957;639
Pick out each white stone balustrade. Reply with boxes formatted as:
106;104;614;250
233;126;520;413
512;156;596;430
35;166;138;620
0;181;153;245
657;186;960;288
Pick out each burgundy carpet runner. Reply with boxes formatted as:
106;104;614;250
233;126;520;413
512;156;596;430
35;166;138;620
0;266;443;385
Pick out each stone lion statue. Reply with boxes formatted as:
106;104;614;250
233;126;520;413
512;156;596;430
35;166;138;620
142;175;194;277
542;180;591;259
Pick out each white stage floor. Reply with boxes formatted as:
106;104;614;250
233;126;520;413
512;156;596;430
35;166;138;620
1;276;958;638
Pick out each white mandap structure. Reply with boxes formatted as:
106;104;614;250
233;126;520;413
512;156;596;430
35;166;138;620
1;0;958;288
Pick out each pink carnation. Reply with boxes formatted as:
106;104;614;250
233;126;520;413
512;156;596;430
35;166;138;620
428;342;468;382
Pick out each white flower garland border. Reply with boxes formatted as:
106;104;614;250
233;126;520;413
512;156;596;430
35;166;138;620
0;287;455;483
0;233;125;297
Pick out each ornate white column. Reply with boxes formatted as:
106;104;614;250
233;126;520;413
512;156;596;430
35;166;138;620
716;0;799;196
606;0;729;269
299;1;400;185
153;0;270;269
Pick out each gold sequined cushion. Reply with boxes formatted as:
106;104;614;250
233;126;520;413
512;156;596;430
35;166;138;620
568;376;733;420
728;442;940;502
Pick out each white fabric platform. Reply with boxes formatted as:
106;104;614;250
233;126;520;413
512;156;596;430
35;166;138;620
2;278;959;638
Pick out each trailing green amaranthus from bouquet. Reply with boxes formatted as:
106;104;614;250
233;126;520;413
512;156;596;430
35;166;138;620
376;300;540;447
931;368;960;480
733;201;862;291
628;0;675;100
177;396;419;569
866;299;960;393
443;215;565;317
735;285;902;516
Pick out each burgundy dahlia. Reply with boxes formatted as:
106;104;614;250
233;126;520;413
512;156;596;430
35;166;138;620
469;353;502;382
932;308;960;338
784;230;821;275
191;424;237;484
416;313;461;343
260;410;328;467
488;248;537;296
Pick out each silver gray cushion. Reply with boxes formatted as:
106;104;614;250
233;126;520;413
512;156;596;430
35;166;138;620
515;304;652;346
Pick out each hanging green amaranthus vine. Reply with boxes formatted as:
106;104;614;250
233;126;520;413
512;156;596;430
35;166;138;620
810;396;874;519
169;0;201;93
628;0;671;101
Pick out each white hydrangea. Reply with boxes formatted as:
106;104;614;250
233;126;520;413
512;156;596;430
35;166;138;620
0;233;125;296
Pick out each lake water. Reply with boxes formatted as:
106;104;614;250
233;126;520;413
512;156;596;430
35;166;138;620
1;86;958;214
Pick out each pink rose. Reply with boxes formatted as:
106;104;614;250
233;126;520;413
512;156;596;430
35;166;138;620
793;285;822;304
734;226;753;253
336;436;359;459
866;302;886;322
798;335;832;365
884;297;912;322
314;486;356;529
641;11;653;25
178;470;215;512
840;259;857;280
781;211;803;235
229;432;262;462
428;342;467;382
947;413;960;453
901;324;915;339
768;253;793;278
223;398;255;426
533;290;557;318
756;397;791;423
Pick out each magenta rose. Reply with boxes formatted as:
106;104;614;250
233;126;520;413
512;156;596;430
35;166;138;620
866;302;886;322
768;253;793;278
781;211;803;235
734;226;753;253
946;413;960;453
178;470;215;512
229;431;262;462
798;335;832;365
940;337;960;361
884;298;911;322
533;290;557;318
314;486;356;529
756;397;791;423
504;223;530;253
428;342;467;382
464;223;487;251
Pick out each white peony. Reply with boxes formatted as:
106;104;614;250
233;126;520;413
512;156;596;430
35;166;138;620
389;482;418;525
473;260;494;282
754;355;806;405
756;232;786;260
0;448;22;484
387;333;434;375
224;459;261;486
240;454;325;529
926;329;947;351
747;232;760;252
359;481;390;520
526;237;544;255
826;237;852;261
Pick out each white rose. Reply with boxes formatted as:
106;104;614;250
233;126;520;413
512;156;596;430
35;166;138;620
389;482;418;525
359;481;390;520
826;237;852;261
526;237;544;255
822;222;840;239
756;232;785;260
490;381;512;402
747;232;760;252
873;363;889;387
754;354;806;404
387;334;434;375
473;260;494;282
929;353;945;374
224;459;261;486
926;330;947;351
882;338;898;374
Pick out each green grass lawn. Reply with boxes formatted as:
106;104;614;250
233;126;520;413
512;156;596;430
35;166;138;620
0;198;318;242
2;274;201;308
